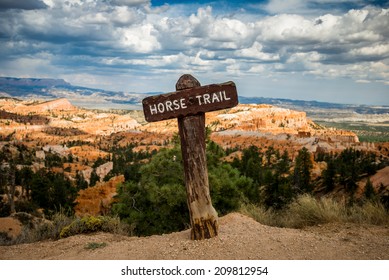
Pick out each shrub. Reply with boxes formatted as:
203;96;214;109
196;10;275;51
0;211;73;245
0;232;12;244
241;194;389;229
239;203;279;227
348;201;389;225
112;145;251;236
112;181;188;236
84;242;107;250
1;212;131;245
59;215;129;238
282;194;345;228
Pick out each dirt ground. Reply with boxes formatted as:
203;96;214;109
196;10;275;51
1;213;388;260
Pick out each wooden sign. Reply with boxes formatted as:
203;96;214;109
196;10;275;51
142;81;238;122
142;74;238;240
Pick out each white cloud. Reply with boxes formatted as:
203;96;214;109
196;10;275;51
255;14;318;43
248;65;266;73
118;24;160;53
350;44;389;57
110;6;145;26
144;3;169;14
356;79;371;83
1;1;388;104
183;6;254;49
235;42;280;61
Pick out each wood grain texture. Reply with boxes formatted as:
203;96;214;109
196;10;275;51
176;74;219;240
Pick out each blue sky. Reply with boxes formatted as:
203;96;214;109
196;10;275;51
0;0;388;105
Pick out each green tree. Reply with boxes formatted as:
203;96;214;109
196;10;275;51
209;163;250;212
75;172;88;190
16;166;34;200
337;148;359;194
92;156;106;168
262;171;293;209
293;147;313;193
0;163;16;214
44;152;63;168
364;178;376;201
89;169;100;187
30;170;76;216
276;150;291;175
112;147;187;235
233;145;263;185
323;159;336;192
112;143;251;236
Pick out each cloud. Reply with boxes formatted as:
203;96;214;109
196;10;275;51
110;0;150;7
0;0;388;105
0;0;48;10
350;44;389;58
235;42;280;61
144;3;169;14
118;24;161;53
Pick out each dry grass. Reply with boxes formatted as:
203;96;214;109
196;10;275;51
0;212;73;245
347;201;389;225
241;194;389;229
239;203;279;227
0;213;132;246
281;194;346;228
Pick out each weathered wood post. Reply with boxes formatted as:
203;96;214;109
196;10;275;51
176;74;218;240
142;74;238;240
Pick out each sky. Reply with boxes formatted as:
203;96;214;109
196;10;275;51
0;0;388;105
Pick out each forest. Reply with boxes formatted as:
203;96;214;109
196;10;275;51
1;135;388;242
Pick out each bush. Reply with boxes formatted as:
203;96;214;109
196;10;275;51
0;212;131;245
112;145;252;236
112;181;188;236
240;203;278;227
0;232;12;244
241;194;389;229
0;211;73;245
59;215;129;238
348;201;389;225
281;194;346;228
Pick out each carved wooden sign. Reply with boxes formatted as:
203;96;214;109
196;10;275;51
142;75;238;240
142;81;238;122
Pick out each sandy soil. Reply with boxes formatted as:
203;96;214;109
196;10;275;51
1;213;388;260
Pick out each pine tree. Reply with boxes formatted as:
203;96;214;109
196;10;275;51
323;159;336;192
293;147;313;193
75;172;88;190
364;178;376;200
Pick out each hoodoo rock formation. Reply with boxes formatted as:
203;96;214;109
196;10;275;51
0;98;377;216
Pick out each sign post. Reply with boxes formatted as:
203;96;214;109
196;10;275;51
142;74;238;240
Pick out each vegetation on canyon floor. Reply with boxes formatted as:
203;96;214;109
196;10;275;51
1;133;388;245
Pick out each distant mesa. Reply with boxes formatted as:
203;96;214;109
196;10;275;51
0;76;147;109
0;97;77;115
0;77;70;87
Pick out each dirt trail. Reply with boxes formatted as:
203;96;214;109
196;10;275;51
1;213;388;260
